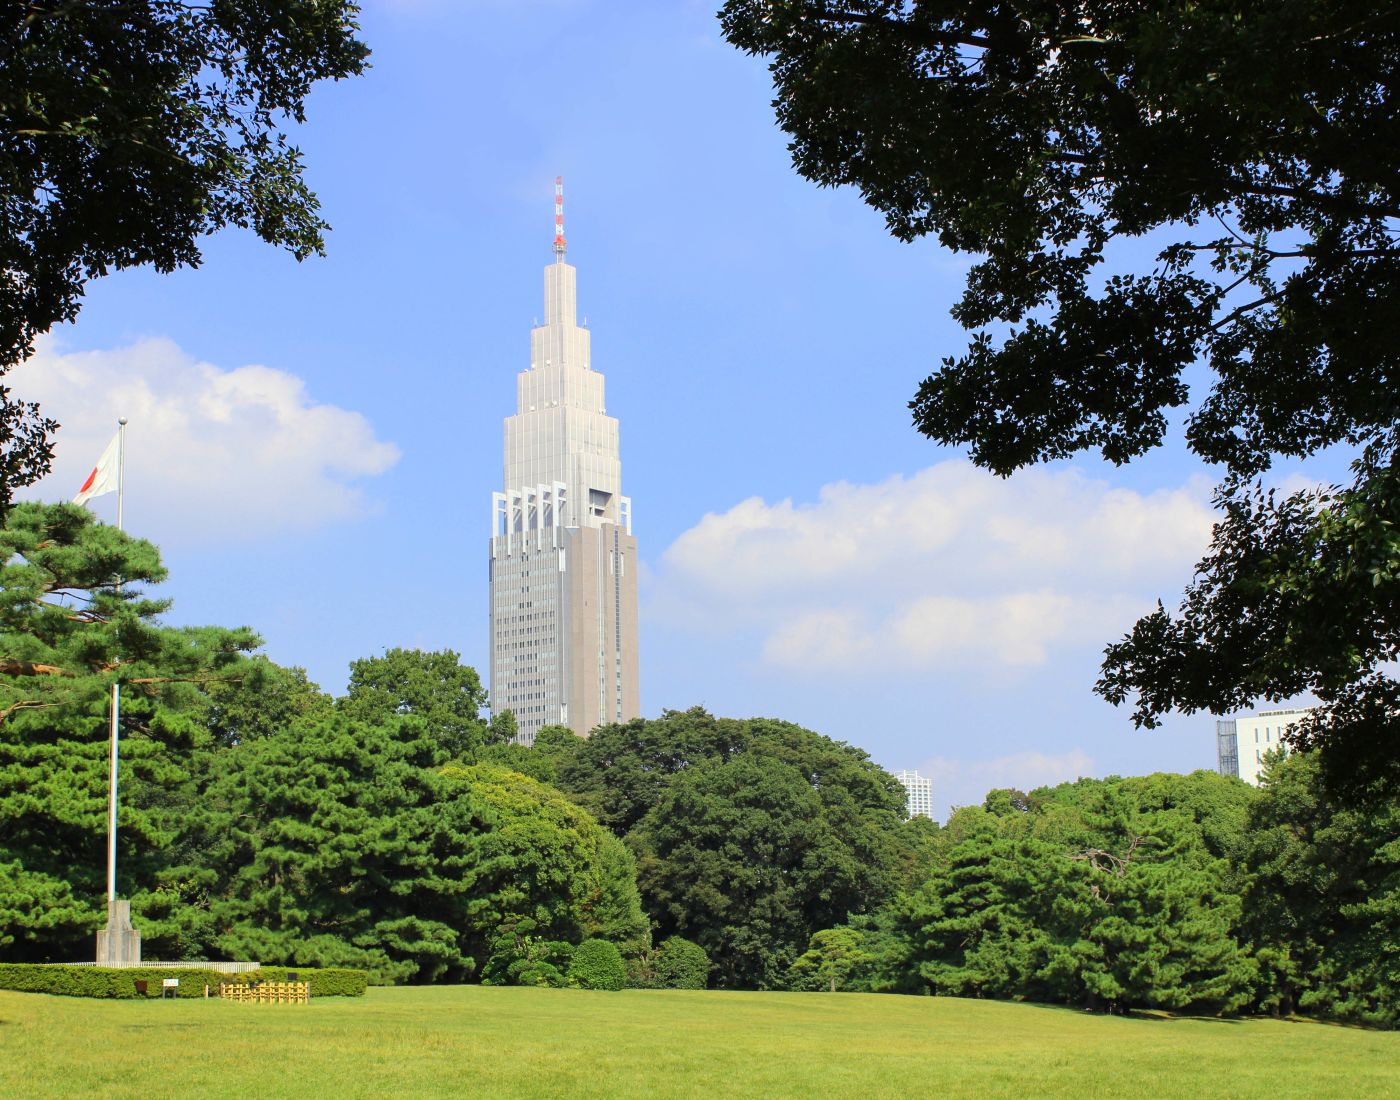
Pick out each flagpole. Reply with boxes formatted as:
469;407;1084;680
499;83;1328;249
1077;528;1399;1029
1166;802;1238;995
106;418;127;910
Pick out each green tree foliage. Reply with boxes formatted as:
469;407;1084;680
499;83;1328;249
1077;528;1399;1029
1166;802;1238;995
556;707;757;834
480;922;575;987
477;723;581;785
339;648;489;760
635;754;834;989
719;1;1400;792
835;910;920;995
555;708;908;989
442;764;642;973
486;708;518;746
0;502;256;701
886;814;943;893
653;936;710;990
181;749;638;984
202;658;331;748
895;772;1257;1015
0;502;256;960
789;927;875;993
1100;479;1400;797
0;510;650;979
567;938;627;991
0;1;369;515
1243;753;1400;1027
583;832;650;959
532;723;583;768
11;513;1393;1018
179;714;450;982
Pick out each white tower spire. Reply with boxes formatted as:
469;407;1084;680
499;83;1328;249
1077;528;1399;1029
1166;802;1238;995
488;180;639;745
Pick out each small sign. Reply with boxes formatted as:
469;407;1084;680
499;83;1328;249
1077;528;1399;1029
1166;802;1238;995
162;978;179;988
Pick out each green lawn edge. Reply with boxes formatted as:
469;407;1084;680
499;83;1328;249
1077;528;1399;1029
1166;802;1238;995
2;985;1397;1100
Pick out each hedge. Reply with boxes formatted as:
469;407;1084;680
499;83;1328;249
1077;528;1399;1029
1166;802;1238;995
251;967;367;997
654;936;711;990
0;964;367;998
567;939;627;991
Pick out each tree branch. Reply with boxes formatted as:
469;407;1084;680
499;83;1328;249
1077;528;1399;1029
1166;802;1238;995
0;698;61;721
0;658;68;677
807;7;992;50
127;674;245;688
1210;289;1288;332
1071;835;1143;877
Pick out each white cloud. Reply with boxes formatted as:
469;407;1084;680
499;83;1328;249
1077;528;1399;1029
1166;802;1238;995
653;461;1215;673
13;336;400;541
762;610;876;668
889;591;1086;668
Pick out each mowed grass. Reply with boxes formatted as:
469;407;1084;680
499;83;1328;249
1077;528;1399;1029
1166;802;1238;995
2;985;1398;1099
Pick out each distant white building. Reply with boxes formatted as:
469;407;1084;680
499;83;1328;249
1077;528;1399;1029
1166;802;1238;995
895;769;934;820
1215;708;1312;785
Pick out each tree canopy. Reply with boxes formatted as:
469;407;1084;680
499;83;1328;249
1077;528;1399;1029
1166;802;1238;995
799;763;1399;1026
789;927;875;993
340;648;490;760
719;0;1400;793
0;502;258;959
0;505;647;981
186;744;639;983
890;771;1258;1014
6;508;1396;1018
1241;752;1400;1027
0;1;369;516
553;708;910;988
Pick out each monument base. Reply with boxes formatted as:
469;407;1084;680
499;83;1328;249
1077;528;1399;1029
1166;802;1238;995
96;899;141;966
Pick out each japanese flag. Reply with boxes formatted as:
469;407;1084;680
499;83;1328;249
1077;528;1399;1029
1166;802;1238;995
73;431;121;506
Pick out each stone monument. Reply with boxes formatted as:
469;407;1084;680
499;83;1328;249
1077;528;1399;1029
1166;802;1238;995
96;899;141;965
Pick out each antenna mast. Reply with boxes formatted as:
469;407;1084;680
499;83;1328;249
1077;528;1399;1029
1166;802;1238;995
553;176;567;260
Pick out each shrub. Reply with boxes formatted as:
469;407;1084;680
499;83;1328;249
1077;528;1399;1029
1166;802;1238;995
0;964;135;997
250;967;368;996
655;937;710;990
567;939;627;991
625;954;656;989
481;929;575;987
0;963;367;998
511;958;569;988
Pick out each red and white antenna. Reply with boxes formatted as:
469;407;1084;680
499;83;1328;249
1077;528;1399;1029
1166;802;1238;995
553;175;566;258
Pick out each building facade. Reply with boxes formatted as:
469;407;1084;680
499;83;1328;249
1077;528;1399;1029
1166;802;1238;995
895;769;934;820
488;185;640;746
1215;707;1311;785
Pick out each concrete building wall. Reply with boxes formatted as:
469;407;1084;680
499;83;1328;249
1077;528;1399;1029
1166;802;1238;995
1215;707;1311;785
489;534;566;738
489;248;639;744
559;524;638;736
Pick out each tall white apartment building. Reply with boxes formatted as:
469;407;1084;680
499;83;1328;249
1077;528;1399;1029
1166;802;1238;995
1216;707;1311;785
488;182;640;746
895;769;934;820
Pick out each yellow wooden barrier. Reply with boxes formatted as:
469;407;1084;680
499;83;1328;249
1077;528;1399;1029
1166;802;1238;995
218;981;310;1004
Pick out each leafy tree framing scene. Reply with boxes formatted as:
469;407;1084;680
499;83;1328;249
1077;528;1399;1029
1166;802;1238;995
1;2;1399;1096
720;0;1400;795
0;0;368;516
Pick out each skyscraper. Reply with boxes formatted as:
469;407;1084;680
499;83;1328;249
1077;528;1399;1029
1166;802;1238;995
895;769;934;820
488;180;640;745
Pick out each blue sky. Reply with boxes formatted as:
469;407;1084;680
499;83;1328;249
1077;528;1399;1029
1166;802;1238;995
14;0;1326;816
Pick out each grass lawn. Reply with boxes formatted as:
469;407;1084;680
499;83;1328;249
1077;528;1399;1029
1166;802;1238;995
2;985;1397;1099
